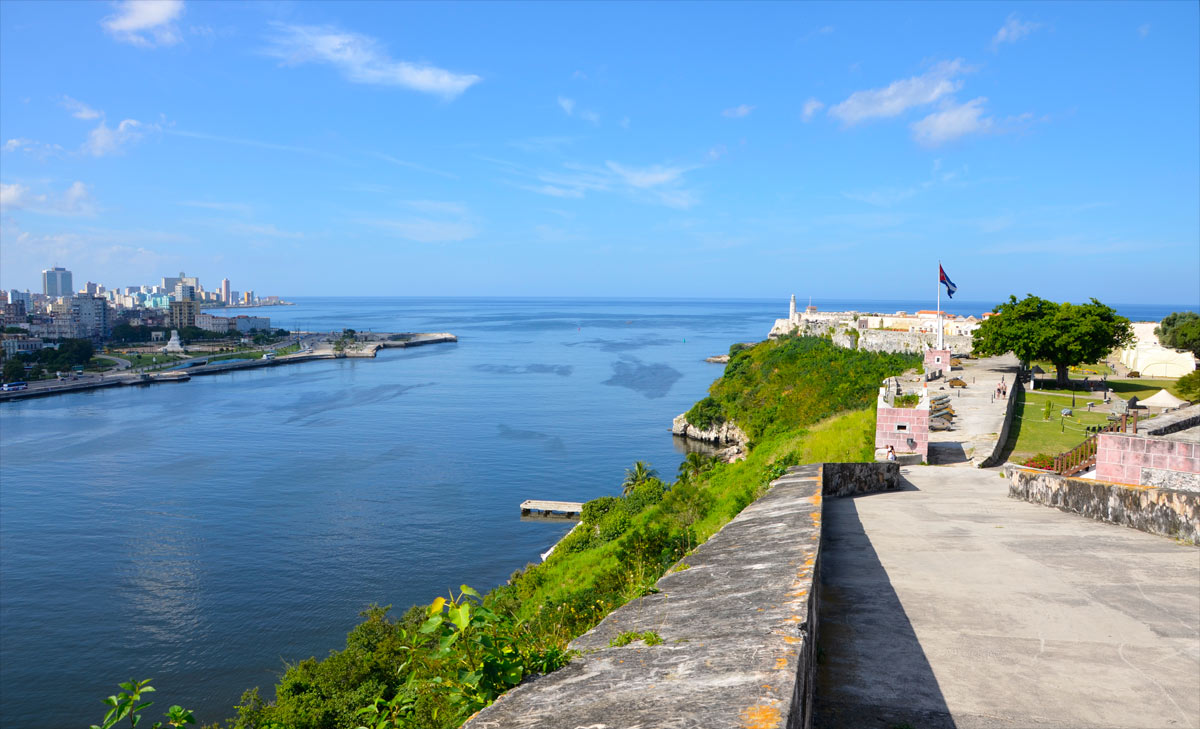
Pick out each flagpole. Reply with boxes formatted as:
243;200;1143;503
936;260;942;350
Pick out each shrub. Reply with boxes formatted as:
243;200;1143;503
625;479;667;513
684;396;725;430
559;527;595;554
597;510;632;542
1177;371;1200;401
894;394;919;408
581;496;624;526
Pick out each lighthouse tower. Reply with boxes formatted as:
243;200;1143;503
789;294;796;321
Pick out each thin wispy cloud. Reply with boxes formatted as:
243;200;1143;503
1139;23;1151;39
801;98;824;122
557;96;576;115
377;154;459;180
61;96;102;120
829;59;968;124
579;110;600;125
911;97;993;145
101;0;185;48
167;129;345;160
229;222;304;239
264;23;480;99
722;104;754;118
991;14;1041;50
358;199;479;243
557;96;599;124
2;138;65;158
179;200;253;216
501;158;699;209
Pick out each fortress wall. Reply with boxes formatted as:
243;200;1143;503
857;330;975;355
1095;433;1200;492
464;462;900;729
1005;466;1200;545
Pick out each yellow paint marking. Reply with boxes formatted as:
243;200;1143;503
774;657;788;670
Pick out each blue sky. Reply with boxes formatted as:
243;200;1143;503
1;1;1197;305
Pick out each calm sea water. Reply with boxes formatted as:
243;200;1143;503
0;297;1191;727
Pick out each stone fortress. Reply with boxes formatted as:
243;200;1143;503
769;294;983;354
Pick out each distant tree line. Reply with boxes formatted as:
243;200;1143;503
1155;311;1200;357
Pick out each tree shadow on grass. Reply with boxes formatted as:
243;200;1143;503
814;479;956;729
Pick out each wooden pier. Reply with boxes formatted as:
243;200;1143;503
520;500;584;518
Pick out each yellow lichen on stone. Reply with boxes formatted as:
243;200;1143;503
739;702;783;729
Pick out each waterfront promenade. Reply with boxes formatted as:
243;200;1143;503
0;332;456;402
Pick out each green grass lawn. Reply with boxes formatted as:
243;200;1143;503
1004;391;1114;463
119;352;186;367
1034;377;1183;401
1031;360;1115;377
206;350;264;363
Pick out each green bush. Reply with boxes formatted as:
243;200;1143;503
1177;371;1200;401
581;496;623;526
684;396;725;430
625;479;667;513
597;510;632;542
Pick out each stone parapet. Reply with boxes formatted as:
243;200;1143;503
1095;432;1200;492
1006;465;1199;544
464;462;901;729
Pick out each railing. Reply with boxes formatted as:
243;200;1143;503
1053;411;1137;476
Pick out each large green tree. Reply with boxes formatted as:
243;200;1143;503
972;295;1133;387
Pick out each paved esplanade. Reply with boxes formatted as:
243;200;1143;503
815;465;1200;728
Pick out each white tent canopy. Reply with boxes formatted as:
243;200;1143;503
1139;389;1189;409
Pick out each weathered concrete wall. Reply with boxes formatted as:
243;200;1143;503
1006;465;1200;545
1095;432;1200;492
464;462;901;729
1141;403;1200;436
976;375;1024;468
923;348;951;377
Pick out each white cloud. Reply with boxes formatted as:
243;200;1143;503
84;118;158;156
722;104;754;118
401;200;468;216
605;161;688;188
1139;23;1151;39
516;184;584;199
2;138;65;158
0;180;95;215
493;158;699;209
828;59;968;124
579;109;600;125
557;96;576;115
101;0;185;48
991;14;1041;50
61;96;102;120
0;183;30;209
619;116;630;129
178;200;253;215
801;98;824;122
265;24;480;99
911;97;993;146
843;187;917;207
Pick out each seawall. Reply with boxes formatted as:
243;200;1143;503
464;462;900;729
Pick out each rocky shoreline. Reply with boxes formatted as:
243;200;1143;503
671;413;749;462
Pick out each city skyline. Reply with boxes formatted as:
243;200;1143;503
1;1;1198;304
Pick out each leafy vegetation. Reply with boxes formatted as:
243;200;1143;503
99;335;911;729
1177;371;1200;401
702;335;919;442
609;631;662;647
90;679;195;729
1155;311;1200;356
893;394;920;408
971;295;1133;387
684;396;725;430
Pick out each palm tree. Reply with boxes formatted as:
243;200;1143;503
677;452;713;483
622;461;657;495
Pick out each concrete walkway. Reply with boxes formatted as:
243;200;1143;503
815;466;1200;729
927;355;1020;467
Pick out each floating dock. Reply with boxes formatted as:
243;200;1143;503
520;500;584;518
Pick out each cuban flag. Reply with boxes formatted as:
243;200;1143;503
939;264;957;299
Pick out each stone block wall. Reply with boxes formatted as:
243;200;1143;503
857;330;974;355
924;348;951;377
1007;466;1199;544
464;462;902;729
875;404;929;462
1095;433;1200;492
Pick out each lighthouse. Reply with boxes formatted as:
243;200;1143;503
789;294;796;321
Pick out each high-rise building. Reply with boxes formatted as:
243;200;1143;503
242;290;254;305
220;278;231;305
8;290;32;309
169;300;200;330
42;267;73;297
173;283;196;302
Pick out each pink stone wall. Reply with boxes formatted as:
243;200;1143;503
1095;433;1200;486
876;406;929;461
924;349;951;376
